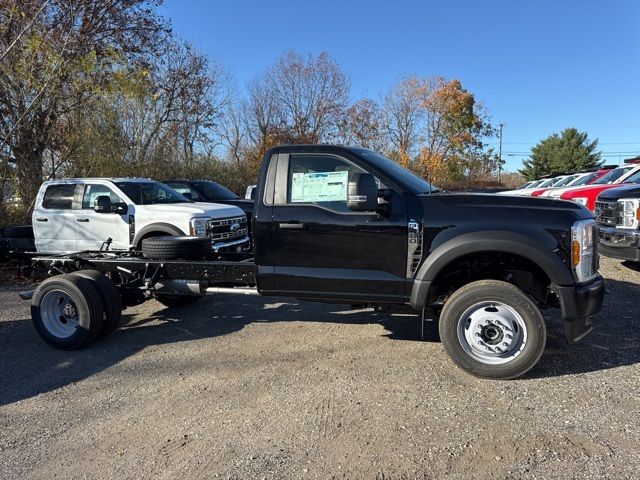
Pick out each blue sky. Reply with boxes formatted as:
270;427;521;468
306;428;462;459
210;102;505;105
162;0;639;172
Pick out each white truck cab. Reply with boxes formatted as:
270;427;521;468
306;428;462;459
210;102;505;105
32;178;249;254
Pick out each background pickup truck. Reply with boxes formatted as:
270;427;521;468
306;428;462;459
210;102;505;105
32;178;249;254
596;183;640;263
27;145;605;380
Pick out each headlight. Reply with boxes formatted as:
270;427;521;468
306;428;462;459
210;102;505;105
571;219;597;283
618;199;640;229
189;217;211;236
572;197;588;206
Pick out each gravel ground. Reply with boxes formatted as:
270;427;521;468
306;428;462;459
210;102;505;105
1;256;639;479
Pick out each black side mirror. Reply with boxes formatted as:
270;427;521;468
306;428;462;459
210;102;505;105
182;192;193;201
94;195;112;213
347;173;379;212
112;202;128;214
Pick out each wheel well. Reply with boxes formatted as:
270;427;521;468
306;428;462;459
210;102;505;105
427;251;553;306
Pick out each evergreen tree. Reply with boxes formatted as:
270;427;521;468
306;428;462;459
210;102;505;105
520;128;602;180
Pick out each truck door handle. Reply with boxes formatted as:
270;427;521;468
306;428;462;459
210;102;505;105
35;217;48;222
76;218;90;223
279;222;307;230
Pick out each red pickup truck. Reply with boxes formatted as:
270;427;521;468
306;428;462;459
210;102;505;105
560;164;640;211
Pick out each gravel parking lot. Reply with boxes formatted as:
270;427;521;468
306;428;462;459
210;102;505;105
1;256;639;479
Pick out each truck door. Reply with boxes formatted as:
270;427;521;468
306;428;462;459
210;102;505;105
270;153;407;302
33;183;78;253
75;183;131;251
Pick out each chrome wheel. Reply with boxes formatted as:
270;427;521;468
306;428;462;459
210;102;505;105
39;289;80;339
456;301;527;365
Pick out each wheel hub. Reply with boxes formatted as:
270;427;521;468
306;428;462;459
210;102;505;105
62;302;78;318
458;301;527;365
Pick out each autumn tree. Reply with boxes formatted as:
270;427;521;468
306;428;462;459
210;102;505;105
383;76;425;167
0;0;168;208
339;98;386;151
520;128;602;180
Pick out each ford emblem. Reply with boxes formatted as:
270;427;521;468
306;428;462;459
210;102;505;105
230;223;241;232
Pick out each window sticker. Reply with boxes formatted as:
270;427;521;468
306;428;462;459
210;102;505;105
291;171;349;203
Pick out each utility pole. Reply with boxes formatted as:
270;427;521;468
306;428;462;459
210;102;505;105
498;123;504;183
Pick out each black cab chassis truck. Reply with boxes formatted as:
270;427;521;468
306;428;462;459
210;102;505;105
26;145;605;379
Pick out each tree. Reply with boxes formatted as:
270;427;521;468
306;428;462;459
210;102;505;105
383;76;424;167
0;0;168;208
339;98;386;151
243;51;350;175
520;128;602;180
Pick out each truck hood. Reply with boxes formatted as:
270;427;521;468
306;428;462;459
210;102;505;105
559;184;621;199
423;192;589;214
141;202;243;218
598;184;640;201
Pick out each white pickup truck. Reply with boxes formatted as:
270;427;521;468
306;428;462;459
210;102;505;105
32;178;249;254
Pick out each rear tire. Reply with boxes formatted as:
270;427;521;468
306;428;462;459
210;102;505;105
141;236;211;260
439;280;546;380
75;270;123;337
31;274;104;350
155;294;203;308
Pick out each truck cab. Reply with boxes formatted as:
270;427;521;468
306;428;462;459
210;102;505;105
32;178;249;254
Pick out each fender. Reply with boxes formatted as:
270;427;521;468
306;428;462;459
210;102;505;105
133;223;186;247
409;230;574;309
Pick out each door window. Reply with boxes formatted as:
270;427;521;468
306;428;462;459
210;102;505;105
82;184;123;209
286;155;366;212
42;184;76;210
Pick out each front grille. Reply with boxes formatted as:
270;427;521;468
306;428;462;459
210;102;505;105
595;201;621;227
206;216;248;241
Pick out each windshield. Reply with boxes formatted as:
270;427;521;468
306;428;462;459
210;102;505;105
552;175;579;187
351;148;439;193
518;181;532;189
593;167;633;185
115;181;192;205
569;172;597;186
194;181;239;201
620;169;640;184
537;178;556;188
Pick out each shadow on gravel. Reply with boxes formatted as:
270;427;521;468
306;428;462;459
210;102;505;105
530;278;640;379
1;277;638;405
0;297;423;406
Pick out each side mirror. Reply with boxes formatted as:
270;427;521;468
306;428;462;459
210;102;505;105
94;195;112;213
112;202;128;214
347;173;379;212
182;192;193;201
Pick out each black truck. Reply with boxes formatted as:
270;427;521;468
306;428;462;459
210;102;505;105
26;145;604;379
596;183;640;262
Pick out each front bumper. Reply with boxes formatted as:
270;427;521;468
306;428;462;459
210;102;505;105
554;274;605;343
597;225;640;262
211;235;250;252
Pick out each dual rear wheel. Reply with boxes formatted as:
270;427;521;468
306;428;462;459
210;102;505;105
31;271;122;350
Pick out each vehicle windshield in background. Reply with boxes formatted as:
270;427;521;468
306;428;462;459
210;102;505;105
194;181;239;201
553;175;579;187
571;172;598;186
352;148;439;194
537;178;556;188
620;169;640;184
115;182;192;205
592;167;633;185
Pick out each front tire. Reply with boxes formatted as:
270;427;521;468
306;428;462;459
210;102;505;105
439;280;546;380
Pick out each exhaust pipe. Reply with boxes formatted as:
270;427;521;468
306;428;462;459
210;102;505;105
154;279;206;296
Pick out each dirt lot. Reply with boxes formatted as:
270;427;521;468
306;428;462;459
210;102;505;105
1;256;640;479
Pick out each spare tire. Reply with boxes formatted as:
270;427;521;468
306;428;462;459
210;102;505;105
4;225;34;238
141;236;212;260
